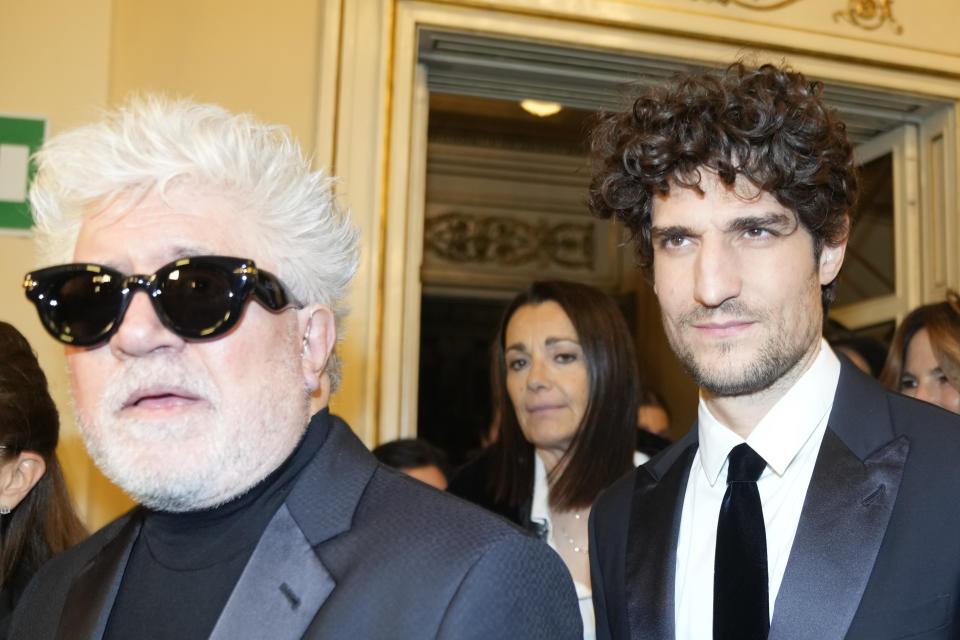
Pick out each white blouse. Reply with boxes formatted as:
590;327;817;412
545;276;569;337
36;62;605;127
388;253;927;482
530;450;649;640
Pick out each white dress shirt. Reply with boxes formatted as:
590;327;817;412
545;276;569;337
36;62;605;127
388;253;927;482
532;450;649;640
675;340;841;639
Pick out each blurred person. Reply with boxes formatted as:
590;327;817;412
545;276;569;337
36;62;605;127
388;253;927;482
636;388;672;456
449;280;644;640
588;61;960;639
0;321;87;637
372;438;449;490
12;96;580;639
830;335;888;378
880;291;960;413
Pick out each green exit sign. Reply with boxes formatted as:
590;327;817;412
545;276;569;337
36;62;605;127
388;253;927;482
0;115;46;231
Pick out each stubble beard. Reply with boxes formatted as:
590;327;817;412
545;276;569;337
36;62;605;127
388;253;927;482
73;352;310;513
664;300;820;398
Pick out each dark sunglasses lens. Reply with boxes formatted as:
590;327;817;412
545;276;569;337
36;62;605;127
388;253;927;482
49;271;124;344
158;264;240;337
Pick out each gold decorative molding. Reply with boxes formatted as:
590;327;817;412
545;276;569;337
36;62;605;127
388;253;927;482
833;0;902;34
699;0;804;10
696;0;903;35
424;212;594;270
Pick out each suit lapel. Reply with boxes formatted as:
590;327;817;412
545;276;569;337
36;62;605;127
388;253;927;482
771;363;909;640
624;435;698;640
208;503;335;640
209;411;377;638
55;513;142;640
284;412;378;547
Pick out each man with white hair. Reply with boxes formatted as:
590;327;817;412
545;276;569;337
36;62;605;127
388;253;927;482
12;97;581;639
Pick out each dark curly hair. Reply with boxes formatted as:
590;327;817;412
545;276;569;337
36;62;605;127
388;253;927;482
589;62;858;307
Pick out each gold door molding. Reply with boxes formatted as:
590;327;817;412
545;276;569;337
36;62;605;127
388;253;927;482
695;0;903;35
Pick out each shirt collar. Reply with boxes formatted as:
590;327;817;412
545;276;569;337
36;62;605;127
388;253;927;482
529;452;550;526
698;338;841;486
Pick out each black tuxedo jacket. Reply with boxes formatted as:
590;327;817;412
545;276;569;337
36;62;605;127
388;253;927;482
590;360;960;640
11;411;582;639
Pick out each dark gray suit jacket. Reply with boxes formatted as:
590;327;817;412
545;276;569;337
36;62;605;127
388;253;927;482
591;359;960;640
11;411;582;639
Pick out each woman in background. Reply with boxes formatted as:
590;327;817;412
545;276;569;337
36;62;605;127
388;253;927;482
0;322;86;634
448;280;643;639
880;291;960;414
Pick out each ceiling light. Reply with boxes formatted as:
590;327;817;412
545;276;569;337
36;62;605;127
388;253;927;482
519;99;562;118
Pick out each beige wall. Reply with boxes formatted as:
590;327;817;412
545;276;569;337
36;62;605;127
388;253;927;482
110;0;322;146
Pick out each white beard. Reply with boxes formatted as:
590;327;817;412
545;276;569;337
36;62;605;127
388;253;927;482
74;352;310;512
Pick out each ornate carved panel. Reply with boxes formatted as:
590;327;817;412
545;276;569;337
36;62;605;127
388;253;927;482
424;142;622;289
424;212;594;269
692;0;903;34
833;0;902;34
422;204;616;287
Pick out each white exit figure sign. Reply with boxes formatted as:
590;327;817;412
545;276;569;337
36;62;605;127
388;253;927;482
0;114;46;231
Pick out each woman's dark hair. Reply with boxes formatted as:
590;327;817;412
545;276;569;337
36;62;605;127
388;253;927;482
488;281;638;511
0;322;86;594
589;61;857;308
880;291;960;392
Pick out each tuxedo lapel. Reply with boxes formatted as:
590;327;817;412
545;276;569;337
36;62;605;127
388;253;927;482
624;438;698;640
284;413;378;547
208;413;376;637
55;513;142;640
208;503;335;640
209;412;377;638
771;364;909;640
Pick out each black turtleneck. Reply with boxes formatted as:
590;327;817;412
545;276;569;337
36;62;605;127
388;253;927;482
102;410;329;640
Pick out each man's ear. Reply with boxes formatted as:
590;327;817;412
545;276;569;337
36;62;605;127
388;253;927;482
819;240;847;285
297;305;336;393
0;451;46;512
819;215;849;285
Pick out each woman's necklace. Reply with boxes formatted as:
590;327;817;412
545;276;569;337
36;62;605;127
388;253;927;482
553;511;588;554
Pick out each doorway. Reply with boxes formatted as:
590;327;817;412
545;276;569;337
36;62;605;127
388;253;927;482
370;4;958;446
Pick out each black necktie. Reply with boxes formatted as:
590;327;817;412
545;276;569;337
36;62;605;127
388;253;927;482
714;443;769;640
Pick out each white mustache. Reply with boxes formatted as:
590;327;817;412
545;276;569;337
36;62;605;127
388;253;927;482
97;359;219;414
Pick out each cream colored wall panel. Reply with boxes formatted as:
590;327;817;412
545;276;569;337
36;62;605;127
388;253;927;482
329;0;394;445
384;65;430;442
111;0;322;147
315;0;344;170
919;106;959;299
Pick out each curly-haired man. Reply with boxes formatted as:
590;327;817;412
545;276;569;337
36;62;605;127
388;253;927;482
588;63;960;640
